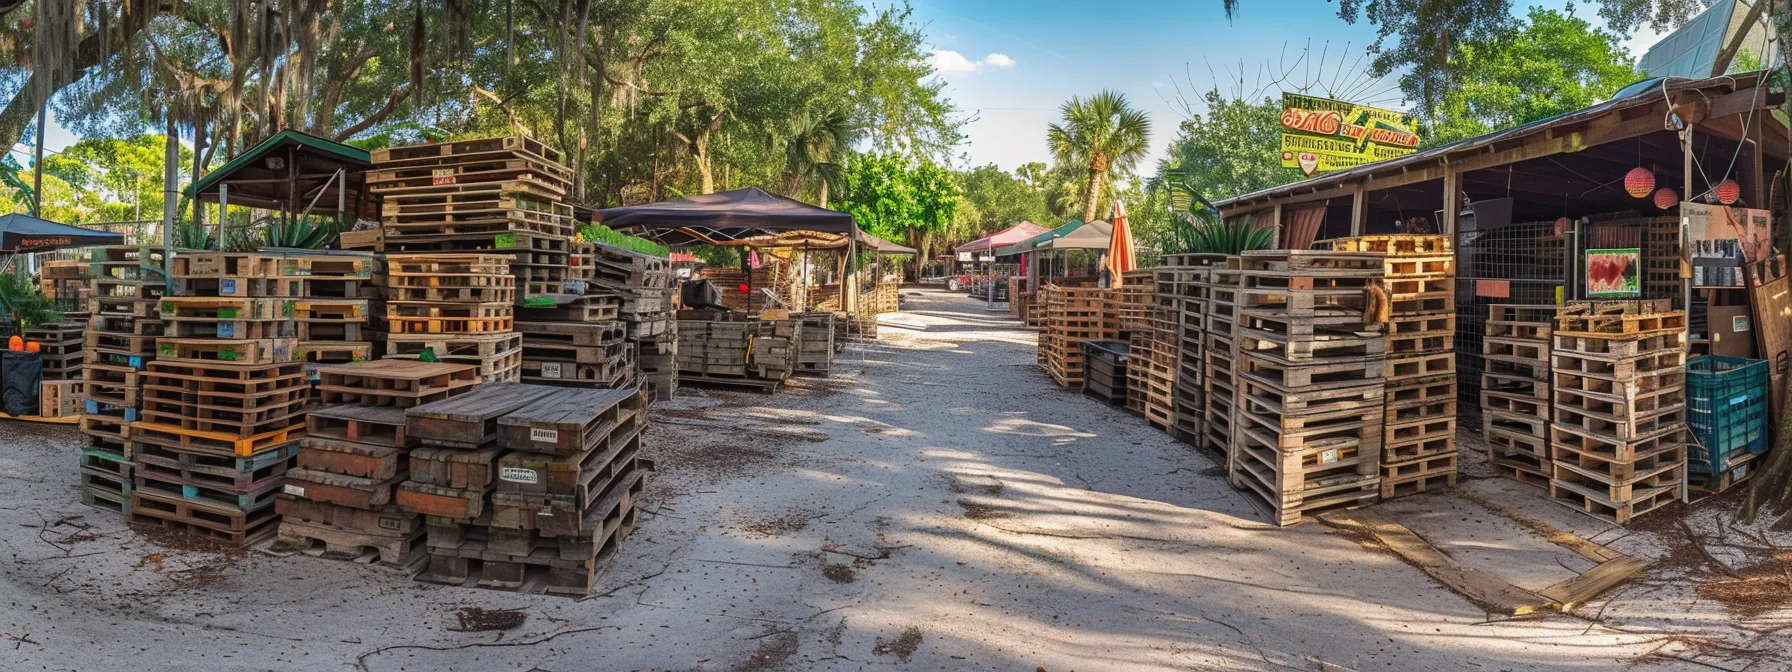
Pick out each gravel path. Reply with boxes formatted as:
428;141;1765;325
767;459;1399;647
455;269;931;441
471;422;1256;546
0;287;1773;671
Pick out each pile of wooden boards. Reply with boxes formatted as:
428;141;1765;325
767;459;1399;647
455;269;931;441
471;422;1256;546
273;360;479;568
793;311;836;376
1335;235;1459;499
77;246;169;516
384;253;522;383
399;384;649;596
1482;304;1561;487
1230;250;1387;526
1549;300;1688;524
129;257;316;545
1037;285;1117;389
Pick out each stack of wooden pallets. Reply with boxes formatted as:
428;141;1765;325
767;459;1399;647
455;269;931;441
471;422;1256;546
1230;250;1386;526
27;322;86;381
273;360;478;568
749;318;800;381
1334;235;1459;500
677;317;780;392
1482;304;1561;487
41;259;89;320
284;252;380;376
1118;270;1156;417
1037;285;1116;389
1203;262;1244;454
77;246;169;516
129;267;308;546
793;311;836;377
384;254;522;383
1549;301;1688;524
402;384;649;596
369;136;576;302
517;320;632;387
1156;260;1208;443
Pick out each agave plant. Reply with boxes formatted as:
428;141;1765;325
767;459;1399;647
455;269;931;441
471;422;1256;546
1154;167;1274;255
174;221;216;250
258;215;344;249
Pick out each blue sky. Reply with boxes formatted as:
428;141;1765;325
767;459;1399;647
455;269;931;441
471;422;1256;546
16;1;1668;175
901;0;1668;174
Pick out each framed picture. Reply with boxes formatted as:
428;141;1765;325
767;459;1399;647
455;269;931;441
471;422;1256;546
1586;248;1641;298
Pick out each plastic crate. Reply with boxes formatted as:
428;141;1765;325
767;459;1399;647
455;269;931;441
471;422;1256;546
1686;356;1768;479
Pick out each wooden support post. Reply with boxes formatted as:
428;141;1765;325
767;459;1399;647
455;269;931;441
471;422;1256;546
1350;183;1367;236
1442;168;1461;239
1271;203;1285;248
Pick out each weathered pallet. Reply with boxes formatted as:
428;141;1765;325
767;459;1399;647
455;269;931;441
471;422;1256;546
1383;352;1454;381
130;489;280;546
308;406;412;448
406;384;563;448
128;421;303;458
1548;477;1682;525
283;467;405;509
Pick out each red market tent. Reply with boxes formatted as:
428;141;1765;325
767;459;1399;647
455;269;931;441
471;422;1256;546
956;221;1051;255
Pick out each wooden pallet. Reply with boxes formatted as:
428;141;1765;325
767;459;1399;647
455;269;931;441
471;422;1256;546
157;338;300;365
316;360;481;407
131;489;280;546
1326;234;1451;255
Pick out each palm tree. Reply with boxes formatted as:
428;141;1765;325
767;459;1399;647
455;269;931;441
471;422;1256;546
781;107;860;208
1046;90;1152;224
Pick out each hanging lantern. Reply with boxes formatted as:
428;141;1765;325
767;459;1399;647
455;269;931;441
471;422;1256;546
1554;217;1571;236
1653;187;1679;210
1715;178;1741;205
1624;167;1655;198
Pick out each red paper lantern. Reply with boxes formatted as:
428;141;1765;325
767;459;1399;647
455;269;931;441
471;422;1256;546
738;283;750;294
1715;178;1741;205
1624;167;1655;198
1554;217;1571;236
1653;187;1679;209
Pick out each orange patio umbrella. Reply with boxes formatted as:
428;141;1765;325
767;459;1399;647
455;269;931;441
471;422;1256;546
1106;201;1136;286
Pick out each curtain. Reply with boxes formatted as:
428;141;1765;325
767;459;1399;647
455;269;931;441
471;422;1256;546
1284;207;1326;250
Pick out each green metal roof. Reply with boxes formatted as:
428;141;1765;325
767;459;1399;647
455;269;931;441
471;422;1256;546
186;130;373;198
994;220;1084;256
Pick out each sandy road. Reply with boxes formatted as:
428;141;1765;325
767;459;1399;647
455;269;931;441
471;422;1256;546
0;287;1761;671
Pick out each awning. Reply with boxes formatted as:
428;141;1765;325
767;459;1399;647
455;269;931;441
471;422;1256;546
186;130;377;219
1038;220;1112;250
0;214;127;252
730;228;916;255
994;219;1087;256
592;187;856;246
956;221;1051;254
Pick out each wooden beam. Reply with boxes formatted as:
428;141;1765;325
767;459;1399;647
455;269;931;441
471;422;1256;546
1349;184;1367;235
1220;181;1357;218
1442;169;1461;238
1708;85;1782;120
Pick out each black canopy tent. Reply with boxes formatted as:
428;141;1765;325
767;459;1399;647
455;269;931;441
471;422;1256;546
0;214;128;252
588;187;866;311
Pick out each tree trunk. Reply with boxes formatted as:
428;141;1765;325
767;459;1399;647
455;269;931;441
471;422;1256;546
1082;163;1104;223
191;114;209;231
695;136;715;194
162;114;181;249
818;179;829;209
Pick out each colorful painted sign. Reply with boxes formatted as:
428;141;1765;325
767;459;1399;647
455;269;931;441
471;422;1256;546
1585;248;1642;298
1278;93;1420;175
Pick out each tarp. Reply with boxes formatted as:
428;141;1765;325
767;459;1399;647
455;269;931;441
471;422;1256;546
593;187;856;246
1038;220;1112;250
994;220;1086;256
0;214;126;252
956;221;1051;254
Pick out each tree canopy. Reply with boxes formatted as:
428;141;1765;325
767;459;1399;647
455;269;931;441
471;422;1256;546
1427;8;1641;145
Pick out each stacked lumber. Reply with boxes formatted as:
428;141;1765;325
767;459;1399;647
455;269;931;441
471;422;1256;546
1481;304;1561;487
793;311;836;377
1230;250;1386;526
1337;235;1458;499
273;360;479;568
129;261;309;546
749;318;800;380
369;135;576;301
1549;301;1688;524
76;246;168;516
1037;285;1116;389
1203;263;1244;453
384;254;522;383
402;384;649;596
26;322;85;381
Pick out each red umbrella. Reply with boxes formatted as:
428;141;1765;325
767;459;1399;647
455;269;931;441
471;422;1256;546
1106;202;1136;286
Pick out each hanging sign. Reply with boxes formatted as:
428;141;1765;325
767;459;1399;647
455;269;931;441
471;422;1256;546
1279;93;1420;175
1585;248;1642;298
1685;203;1747;287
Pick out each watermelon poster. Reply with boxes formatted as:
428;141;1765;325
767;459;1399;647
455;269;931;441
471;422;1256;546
1585;248;1641;298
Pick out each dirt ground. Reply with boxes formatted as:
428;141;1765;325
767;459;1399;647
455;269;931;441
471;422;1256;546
2;286;1790;671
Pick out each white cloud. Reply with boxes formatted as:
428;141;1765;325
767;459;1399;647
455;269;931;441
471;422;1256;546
928;50;1018;78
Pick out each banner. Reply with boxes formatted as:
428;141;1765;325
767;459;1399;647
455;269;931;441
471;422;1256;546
1585;248;1641;298
1279;93;1420;175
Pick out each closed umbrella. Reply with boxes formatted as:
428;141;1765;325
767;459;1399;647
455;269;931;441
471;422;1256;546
1106;202;1136;286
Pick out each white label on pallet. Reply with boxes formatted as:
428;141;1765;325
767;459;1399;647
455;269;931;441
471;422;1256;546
1319;449;1339;465
530;427;559;443
283;484;305;497
500;467;539;484
541;362;563;378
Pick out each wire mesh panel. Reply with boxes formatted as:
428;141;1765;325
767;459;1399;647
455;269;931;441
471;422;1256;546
1455;221;1567;403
